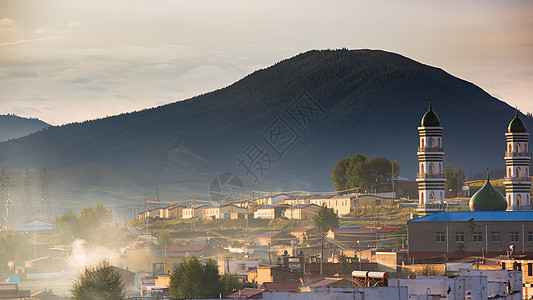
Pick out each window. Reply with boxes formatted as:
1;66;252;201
435;232;445;242
510;232;519;242
237;263;247;272
153;263;165;275
172;262;182;270
491;232;501;242
455;232;464;242
529;263;533;276
473;232;483;242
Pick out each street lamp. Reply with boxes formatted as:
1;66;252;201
357;240;361;270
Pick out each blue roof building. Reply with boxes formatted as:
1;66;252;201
408;211;533;260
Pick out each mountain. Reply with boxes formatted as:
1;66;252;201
0;49;531;206
0;114;50;142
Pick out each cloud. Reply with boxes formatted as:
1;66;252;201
32;22;82;37
0;17;22;42
8;70;40;78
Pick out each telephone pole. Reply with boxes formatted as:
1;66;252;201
40;166;50;220
23;168;33;223
3;190;13;231
154;184;159;210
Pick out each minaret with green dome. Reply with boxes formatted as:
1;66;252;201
416;101;446;216
504;110;531;210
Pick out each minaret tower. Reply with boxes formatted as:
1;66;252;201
504;110;531;210
416;102;446;216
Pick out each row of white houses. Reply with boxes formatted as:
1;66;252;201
138;193;396;221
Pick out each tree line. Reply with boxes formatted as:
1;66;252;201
332;154;399;194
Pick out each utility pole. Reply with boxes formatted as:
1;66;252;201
320;234;324;276
192;195;196;231
154;184;159;210
143;194;149;240
23;168;32;223
391;161;395;197
40;166;50;220
4;190;13;231
0;166;9;230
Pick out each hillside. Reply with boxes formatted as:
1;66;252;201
0;114;50;142
0;49;531;208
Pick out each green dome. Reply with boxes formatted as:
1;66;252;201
421;102;440;127
508;112;527;133
469;178;507;211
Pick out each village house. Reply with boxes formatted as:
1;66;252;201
202;204;247;219
254;193;291;206
218;258;261;280
254;231;293;246
248;265;302;287
159;204;184;218
310;194;355;216
281;195;312;206
181;204;206;219
254;204;290;219
327;226;379;250
283;204;320;220
138;207;162;220
375;226;401;248
290;226;318;244
353;194;395;207
308;194;335;206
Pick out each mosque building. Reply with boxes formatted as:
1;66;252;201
408;104;533;260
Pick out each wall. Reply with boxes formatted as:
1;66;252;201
408;220;533;256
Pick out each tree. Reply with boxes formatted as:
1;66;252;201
169;257;221;298
313;205;340;233
0;232;30;266
70;260;124;300
332;154;399;194
55;204;113;245
332;158;350;191
444;166;466;197
55;209;80;243
221;274;243;295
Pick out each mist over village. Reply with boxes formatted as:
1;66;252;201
1;1;533;299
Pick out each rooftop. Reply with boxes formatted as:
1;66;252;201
160;244;209;252
409;211;533;222
291;225;317;233
375;226;400;233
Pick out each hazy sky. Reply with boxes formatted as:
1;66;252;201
1;0;532;125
